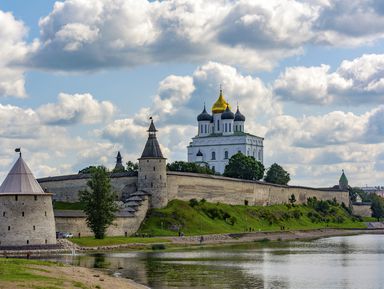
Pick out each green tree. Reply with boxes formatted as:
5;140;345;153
264;163;290;185
289;194;296;205
78;166;98;174
167;161;214;175
371;194;384;221
79;166;118;239
126;161;139;173
223;153;264;180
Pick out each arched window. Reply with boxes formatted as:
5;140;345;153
200;124;203;134
217;120;220;131
211;151;216;160
224;151;229;159
258;150;262;160
229;123;231;132
225;123;228;132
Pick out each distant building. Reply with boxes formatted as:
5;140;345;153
338;170;349;190
114;151;125;171
187;89;264;174
0;151;56;247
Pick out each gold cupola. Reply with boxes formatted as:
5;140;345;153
211;89;231;114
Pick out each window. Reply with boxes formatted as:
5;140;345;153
151;182;153;188
153;166;156;171
225;123;227;132
33;225;35;231
22;212;24;217
144;175;147;180
211;151;216;160
205;124;208;133
229;123;231;132
34;195;37;201
27;240;29;244
217;120;219;131
45;211;47;217
200;124;203;133
8;226;10;231
258;150;262;160
15;195;18;201
2;212;5;217
160;175;162;180
224;151;229;159
45;239;48;244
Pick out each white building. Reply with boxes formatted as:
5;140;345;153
187;89;264;173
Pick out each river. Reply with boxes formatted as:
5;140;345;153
46;234;384;289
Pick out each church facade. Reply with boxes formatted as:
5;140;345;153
187;89;264;174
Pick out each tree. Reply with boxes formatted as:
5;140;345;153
167;161;214;175
223;153;264;180
289;194;296;205
371;194;384;221
79;166;118;239
78;166;98;174
126;161;139;173
264;163;290;185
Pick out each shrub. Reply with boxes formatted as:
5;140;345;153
152;244;166;250
189;198;199;208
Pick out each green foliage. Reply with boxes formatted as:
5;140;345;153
79;166;118;239
223;152;264;180
189;198;199;208
167;161;214;174
371;194;384;221
264;163;290;185
70;236;170;247
138;199;366;236
289;194;296;205
126;161;139;173
53;201;84;210
78;166;98;174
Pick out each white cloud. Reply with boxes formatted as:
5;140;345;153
0;10;31;97
37;93;115;125
274;54;384;105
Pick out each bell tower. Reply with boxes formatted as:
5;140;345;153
138;118;168;208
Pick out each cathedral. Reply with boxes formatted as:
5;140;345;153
187;89;264;173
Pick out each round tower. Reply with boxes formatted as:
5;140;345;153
138;118;168;208
197;104;212;136
234;105;245;132
211;88;231;134
0;149;56;247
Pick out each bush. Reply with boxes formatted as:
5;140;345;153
152;244;166;250
189;198;199;208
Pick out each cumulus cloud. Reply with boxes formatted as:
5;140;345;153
23;0;384;72
0;10;32;97
274;54;384;105
37;93;115;125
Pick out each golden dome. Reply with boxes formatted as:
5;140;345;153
211;89;231;114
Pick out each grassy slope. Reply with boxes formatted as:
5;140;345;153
53;201;84;210
0;258;89;289
70;236;171;247
138;199;366;236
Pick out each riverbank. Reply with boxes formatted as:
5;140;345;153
0;258;147;289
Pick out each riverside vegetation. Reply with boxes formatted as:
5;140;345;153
138;198;365;236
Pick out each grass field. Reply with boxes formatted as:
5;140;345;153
0;258;90;289
70;236;171;247
138;199;366;236
53;201;84;210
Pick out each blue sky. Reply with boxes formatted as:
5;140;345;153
0;0;383;187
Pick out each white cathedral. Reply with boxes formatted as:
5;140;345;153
187;89;264;173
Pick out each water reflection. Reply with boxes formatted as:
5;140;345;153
44;234;384;289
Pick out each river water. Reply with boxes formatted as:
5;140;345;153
46;234;384;289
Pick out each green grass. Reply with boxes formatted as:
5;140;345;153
138;199;367;236
53;201;84;210
0;258;58;282
70;236;171;247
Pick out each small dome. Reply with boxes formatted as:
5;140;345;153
221;106;235;120
197;105;213;122
234;106;245;122
212;89;231;114
196;150;203;156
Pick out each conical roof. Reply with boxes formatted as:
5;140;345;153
140;119;165;159
0;155;45;195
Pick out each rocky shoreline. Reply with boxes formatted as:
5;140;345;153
2;227;383;256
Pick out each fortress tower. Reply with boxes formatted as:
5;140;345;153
138;119;167;208
0;150;56;247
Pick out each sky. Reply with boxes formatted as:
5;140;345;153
0;0;383;187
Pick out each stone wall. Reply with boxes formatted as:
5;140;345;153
0;194;56;246
166;172;349;206
54;197;149;237
38;173;138;202
352;203;372;218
